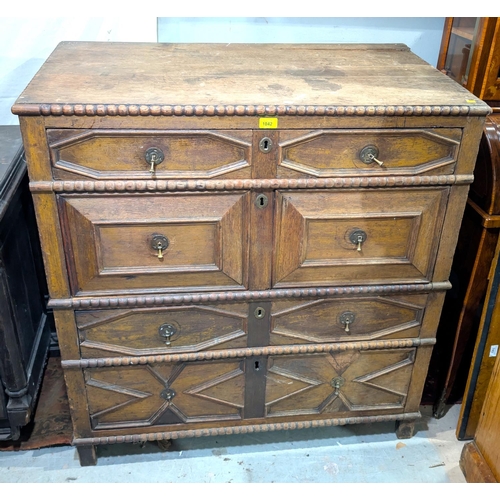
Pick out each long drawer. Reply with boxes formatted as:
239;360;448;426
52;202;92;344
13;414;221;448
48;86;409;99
75;293;436;358
46;127;462;181
80;346;420;432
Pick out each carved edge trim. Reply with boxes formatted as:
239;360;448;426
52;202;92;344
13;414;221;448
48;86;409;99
71;411;422;445
31;175;474;193
12;103;490;117
61;338;436;369
48;282;452;310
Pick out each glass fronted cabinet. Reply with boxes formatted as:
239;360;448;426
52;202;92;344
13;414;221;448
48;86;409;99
437;17;500;103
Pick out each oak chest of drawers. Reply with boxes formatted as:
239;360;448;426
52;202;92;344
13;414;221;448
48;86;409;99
12;42;490;466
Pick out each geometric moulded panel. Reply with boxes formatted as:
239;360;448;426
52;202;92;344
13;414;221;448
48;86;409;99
47;129;253;180
278;128;461;178
270;295;426;345
265;349;415;417
273;188;449;287
85;360;245;430
58;191;250;295
77;303;249;357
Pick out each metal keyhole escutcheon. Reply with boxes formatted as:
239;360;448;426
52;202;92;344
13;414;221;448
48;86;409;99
259;137;273;153
254;307;266;319
255;193;269;208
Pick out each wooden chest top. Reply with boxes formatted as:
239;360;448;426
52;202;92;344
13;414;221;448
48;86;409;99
12;42;490;117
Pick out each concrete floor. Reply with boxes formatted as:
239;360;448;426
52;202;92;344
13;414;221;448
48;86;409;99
0;404;467;483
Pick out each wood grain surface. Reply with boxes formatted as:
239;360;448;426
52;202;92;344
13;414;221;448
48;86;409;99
14;42;488;465
12;42;491;113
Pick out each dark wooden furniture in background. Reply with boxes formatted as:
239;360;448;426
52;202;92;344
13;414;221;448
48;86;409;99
456;109;500;439
429;17;500;435
0;125;53;441
459;301;500;482
428;110;500;424
438;17;500;101
12;42;488;466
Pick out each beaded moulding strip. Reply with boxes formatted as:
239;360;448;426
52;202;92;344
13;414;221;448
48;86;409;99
72;411;422;446
11;103;489;117
48;282;451;310
30;175;475;193
62;338;436;369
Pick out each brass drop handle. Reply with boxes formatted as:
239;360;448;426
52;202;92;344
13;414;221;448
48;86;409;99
359;145;384;167
344;317;351;332
151;234;169;260
158;323;178;346
149;153;157;173
156;243;164;259
145;147;165;175
331;377;345;396
339;312;355;333
349;229;367;252
160;388;176;401
355;235;363;252
367;153;384;166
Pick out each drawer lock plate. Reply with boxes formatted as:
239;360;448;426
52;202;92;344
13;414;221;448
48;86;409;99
254;307;266;319
259;137;273;153
255;194;269;209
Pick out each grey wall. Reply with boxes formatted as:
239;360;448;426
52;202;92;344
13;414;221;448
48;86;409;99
1;17;446;125
0;17;156;125
158;18;446;66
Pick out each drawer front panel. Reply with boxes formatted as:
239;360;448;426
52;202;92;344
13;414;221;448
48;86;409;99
278;128;461;178
83;348;415;432
77;303;249;358
265;349;415;417
76;293;431;359
58;192;249;294
273;188;449;287
270;294;428;345
84;359;246;430
47;129;253;180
